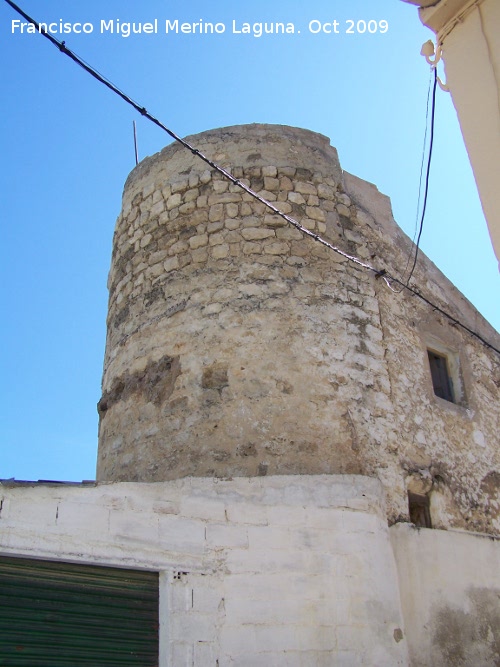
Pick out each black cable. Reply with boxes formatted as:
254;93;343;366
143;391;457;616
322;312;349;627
2;0;380;275
400;69;433;283
405;67;438;286
3;0;500;357
388;276;499;355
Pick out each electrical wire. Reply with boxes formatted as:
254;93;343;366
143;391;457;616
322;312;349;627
399;68;433;284
3;0;500;357
405;67;438;286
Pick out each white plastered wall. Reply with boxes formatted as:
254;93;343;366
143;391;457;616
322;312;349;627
0;475;409;667
391;522;500;667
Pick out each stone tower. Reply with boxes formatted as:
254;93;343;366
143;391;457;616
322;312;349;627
3;125;500;667
97;124;500;533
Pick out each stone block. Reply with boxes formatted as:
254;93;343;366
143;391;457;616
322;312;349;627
225;230;242;243
183;188;199;203
337;193;351;207
242;242;261;255
295;181;317;195
264;176;280;191
306;206;326;222
273;201;293;214
150;200;165;217
225;218;241;230
191;247;209;263
167;193;182;210
262;166;277;177
241;227;275;241
209;203;223;222
207;220;224;234
263;241;290;255
213;180;228;193
189;233;209;249
200;169;211;184
288;191;306;205
171;177;189;193
170;240;189;254
211;243;230;259
226;203;239;218
264;214;287;228
258;190;277;202
164;256;179;273
209;232;225;246
318;183;336;200
301;218;317;231
208;193;241;205
179;201;196;215
149;262;163;278
336;203;350;217
140;233;152;248
276;227;303;241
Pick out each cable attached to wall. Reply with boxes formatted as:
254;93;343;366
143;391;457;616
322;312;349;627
3;0;500;357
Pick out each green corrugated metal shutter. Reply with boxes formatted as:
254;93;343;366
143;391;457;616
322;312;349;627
0;556;158;667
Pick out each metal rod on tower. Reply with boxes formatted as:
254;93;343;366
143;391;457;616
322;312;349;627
133;120;139;166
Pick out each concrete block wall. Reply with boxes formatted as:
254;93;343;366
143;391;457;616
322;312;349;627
0;475;409;666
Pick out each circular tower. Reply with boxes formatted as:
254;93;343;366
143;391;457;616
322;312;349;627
96;124;392;483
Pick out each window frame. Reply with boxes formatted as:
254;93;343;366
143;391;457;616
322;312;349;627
424;336;466;408
427;349;454;402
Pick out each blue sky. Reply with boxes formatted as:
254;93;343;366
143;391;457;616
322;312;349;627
1;0;498;482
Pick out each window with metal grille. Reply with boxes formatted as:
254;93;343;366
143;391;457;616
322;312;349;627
427;349;454;403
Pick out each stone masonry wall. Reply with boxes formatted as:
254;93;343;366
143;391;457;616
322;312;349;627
97;124;500;532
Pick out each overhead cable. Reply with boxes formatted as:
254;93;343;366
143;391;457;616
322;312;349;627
404;66;438;287
3;0;500;357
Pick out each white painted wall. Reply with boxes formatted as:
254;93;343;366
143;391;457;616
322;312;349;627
0;475;409;666
391;522;500;667
3;476;500;664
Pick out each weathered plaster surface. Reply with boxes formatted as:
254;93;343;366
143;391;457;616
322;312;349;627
97;124;500;533
0;475;409;666
391;523;500;667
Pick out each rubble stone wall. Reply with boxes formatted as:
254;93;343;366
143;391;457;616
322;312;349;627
97;124;500;532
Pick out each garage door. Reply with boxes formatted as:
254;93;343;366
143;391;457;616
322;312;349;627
0;556;159;666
